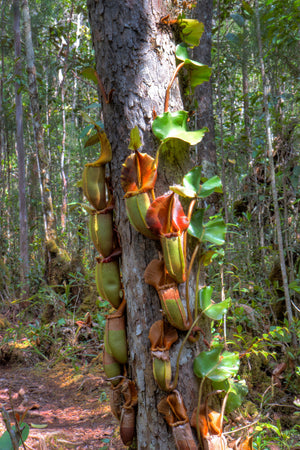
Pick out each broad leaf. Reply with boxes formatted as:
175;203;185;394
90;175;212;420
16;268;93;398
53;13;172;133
176;44;212;92
146;193;189;236
198;176;223;198
193;347;240;382
188;210;226;245
152;110;207;146
182;166;202;196
169;184;196;198
212;378;248;413
198;286;231;320
0;423;30;450
178;18;204;48
171;170;222;199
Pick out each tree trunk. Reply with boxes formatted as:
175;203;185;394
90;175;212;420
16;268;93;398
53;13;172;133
13;0;29;298
87;1;214;447
255;0;296;345
22;0;57;246
193;0;216;179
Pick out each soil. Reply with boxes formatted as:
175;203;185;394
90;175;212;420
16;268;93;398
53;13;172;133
0;361;126;450
0;320;127;450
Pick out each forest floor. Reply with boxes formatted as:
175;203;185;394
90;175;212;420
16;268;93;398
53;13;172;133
0;314;299;449
0;323;126;450
0;362;126;450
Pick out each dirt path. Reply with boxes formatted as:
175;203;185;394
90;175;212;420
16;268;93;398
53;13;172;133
0;362;125;449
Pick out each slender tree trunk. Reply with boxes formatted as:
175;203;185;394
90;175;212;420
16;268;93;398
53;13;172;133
13;0;29;298
87;1;214;447
59;5;73;233
255;0;296;345
22;0;57;245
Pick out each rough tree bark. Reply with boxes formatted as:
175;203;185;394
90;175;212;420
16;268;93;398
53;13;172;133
87;1;215;447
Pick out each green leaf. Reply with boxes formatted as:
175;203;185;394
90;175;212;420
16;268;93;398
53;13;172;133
188;210;226;245
183;166;202;195
170;185;196;198
230;13;245;28
80;111;102;132
81;67;98;84
128;126;142;150
171;170;222;200
289;280;300;293
152;111;208;146
0;423;30;450
193;347;240;382
176;44;212;92
178;18;204;48
198;176;223;198
212;378;248;413
242;1;254;15
199;286;231;320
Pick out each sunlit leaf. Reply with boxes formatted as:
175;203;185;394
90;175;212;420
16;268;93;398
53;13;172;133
198;286;231;320
152;110;208;146
178;18;204;48
170;184;196;198
146;192;189;236
176;44;212;92
193;347;240;382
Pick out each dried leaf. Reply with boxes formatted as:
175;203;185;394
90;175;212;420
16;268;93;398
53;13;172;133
144;259;174;289
149;320;178;351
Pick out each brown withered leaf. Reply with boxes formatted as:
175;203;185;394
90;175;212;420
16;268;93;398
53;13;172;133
238;436;253;450
149;320;178;351
144;258;174;289
191;404;222;438
167;390;189;424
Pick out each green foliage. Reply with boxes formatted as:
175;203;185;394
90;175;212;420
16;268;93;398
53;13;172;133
188;210;226;245
176;44;212;93
152;110;208;147
0;423;30;450
198;286;231;320
193;346;240;382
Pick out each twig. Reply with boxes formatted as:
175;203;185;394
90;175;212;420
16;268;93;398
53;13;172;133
223;419;260;435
